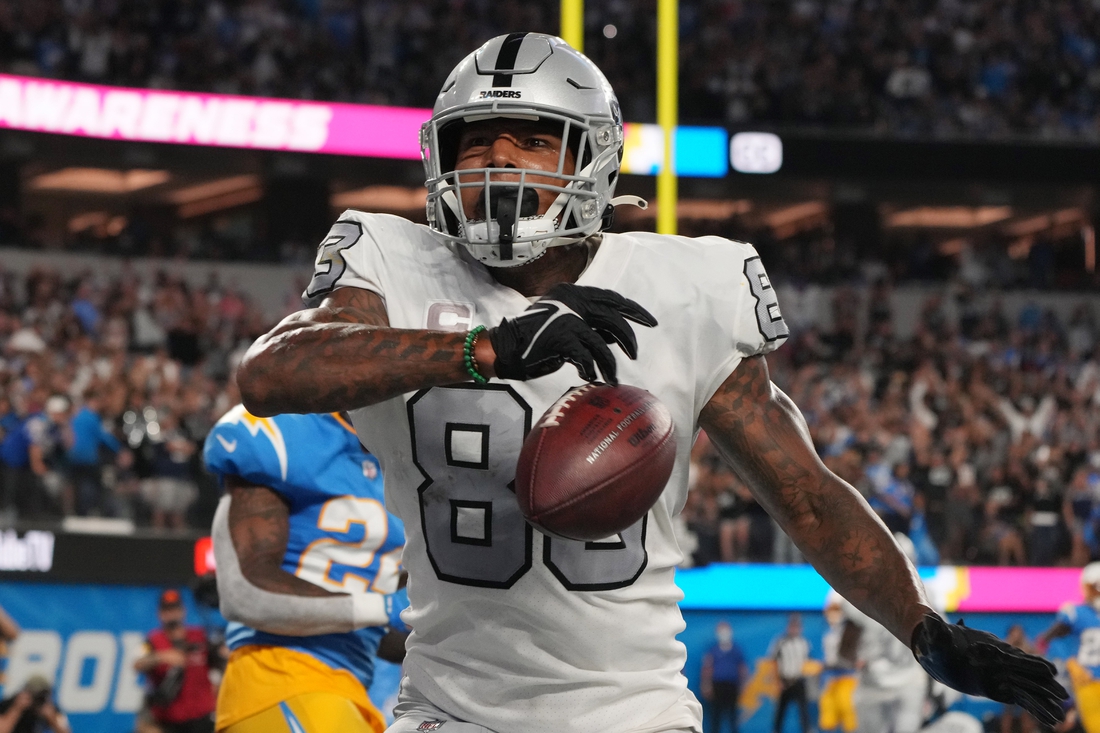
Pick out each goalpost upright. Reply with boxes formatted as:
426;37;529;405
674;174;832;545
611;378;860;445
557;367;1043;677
657;0;678;235
563;0;679;234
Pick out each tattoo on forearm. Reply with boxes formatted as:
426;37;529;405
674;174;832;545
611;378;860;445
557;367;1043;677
699;356;929;641
238;288;472;415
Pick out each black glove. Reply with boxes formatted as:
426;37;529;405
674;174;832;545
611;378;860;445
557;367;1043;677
912;613;1068;726
488;283;657;385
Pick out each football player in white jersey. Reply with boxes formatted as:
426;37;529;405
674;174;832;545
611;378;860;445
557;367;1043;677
237;32;1066;733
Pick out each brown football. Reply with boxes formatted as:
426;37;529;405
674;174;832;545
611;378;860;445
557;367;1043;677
515;383;677;542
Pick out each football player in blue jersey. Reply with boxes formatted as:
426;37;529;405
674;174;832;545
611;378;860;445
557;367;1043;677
204;406;408;733
1039;562;1100;733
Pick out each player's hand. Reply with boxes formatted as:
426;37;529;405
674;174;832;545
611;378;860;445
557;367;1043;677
488;284;657;385
912;614;1068;726
384;588;411;633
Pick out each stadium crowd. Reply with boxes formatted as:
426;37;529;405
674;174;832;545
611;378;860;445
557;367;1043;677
682;280;1100;568
5;0;1100;139
0;256;1095;568
0;264;271;530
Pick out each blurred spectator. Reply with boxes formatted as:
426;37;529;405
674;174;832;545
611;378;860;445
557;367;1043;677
64;391;121;517
20;396;69;519
701;621;748;733
684;448;724;566
0;395;36;521
1028;478;1066;566
979;466;1026;566
140;412;198;530
133;590;218;733
907;494;941;566
819;595;857;733
911;450;953;546
0;675;70;733
870;462;915;534
770;614;810;733
1066;467;1100;565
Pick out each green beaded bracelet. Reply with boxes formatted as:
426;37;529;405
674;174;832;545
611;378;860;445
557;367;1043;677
464;325;488;384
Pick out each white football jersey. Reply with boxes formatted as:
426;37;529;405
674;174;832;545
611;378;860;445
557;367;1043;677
304;211;788;733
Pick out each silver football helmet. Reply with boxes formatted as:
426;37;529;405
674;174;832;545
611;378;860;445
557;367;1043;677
421;33;639;267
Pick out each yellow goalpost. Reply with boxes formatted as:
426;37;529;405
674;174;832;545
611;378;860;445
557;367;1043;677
656;0;678;235
560;0;584;51
561;0;678;234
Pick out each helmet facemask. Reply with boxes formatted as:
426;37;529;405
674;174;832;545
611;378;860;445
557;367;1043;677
421;102;623;268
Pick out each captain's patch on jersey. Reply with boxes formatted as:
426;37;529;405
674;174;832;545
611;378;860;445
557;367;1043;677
425;300;475;332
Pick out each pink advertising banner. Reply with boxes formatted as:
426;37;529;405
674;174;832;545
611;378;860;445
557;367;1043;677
952;566;1084;613
0;73;428;159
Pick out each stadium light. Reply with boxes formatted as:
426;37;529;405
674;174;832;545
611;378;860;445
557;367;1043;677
29;167;170;193
331;186;428;212
166;175;261;204
886;206;1013;228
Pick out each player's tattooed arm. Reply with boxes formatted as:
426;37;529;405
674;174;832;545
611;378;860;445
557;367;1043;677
226;475;339;597
238;287;497;416
699;355;933;644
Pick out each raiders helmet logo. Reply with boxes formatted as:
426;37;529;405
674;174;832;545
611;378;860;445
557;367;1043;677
477;89;522;99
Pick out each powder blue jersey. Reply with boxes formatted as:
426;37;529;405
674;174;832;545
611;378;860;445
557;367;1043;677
1057;602;1100;678
204;406;405;688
